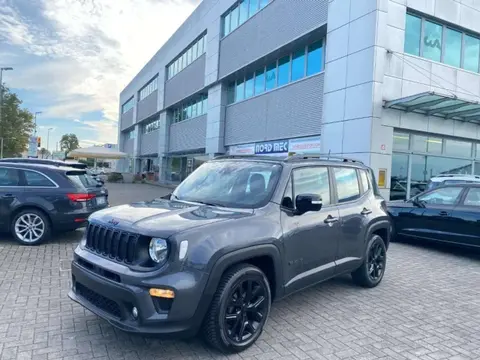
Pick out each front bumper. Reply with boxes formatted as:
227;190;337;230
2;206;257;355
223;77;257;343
68;248;210;337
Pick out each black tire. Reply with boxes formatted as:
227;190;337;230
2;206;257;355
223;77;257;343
351;235;387;288
202;264;271;353
11;209;51;246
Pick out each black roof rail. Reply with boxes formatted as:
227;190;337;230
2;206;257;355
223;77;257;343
285;153;365;164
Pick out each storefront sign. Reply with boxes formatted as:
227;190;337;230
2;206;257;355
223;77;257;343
288;136;321;154
229;143;255;155
255;140;289;155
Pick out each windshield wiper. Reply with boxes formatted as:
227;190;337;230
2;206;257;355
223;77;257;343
192;200;225;207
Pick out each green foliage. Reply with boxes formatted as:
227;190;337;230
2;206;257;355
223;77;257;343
107;172;124;183
39;148;51;159
0;85;35;157
60;133;80;153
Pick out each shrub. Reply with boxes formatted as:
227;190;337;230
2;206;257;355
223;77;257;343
107;172;124;183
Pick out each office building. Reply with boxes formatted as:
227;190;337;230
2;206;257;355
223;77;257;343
118;0;480;199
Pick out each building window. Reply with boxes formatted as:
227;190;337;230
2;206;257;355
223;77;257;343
167;33;207;79
222;0;270;37
126;129;136;139
405;12;480;74
171;95;208;124
122;97;134;113
139;77;158;101
143;118;160;134
226;40;324;105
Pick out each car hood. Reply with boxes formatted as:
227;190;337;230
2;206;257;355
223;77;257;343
89;198;254;238
387;200;414;208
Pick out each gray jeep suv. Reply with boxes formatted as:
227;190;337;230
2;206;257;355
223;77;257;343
68;154;391;353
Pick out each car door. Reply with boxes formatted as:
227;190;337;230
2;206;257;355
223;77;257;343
408;186;465;242
281;166;341;295
332;167;372;274
449;186;480;247
21;168;63;212
0;166;24;231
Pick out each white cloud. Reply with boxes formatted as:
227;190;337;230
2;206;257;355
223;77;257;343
0;0;199;143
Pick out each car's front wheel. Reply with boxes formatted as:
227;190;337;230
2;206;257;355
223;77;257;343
11;209;51;246
203;264;271;353
351;234;387;288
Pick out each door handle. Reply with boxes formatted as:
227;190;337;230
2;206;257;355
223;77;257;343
324;215;339;224
439;211;449;216
361;208;372;215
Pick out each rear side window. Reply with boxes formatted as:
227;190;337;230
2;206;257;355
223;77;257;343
463;188;480;206
67;171;97;188
24;170;56;187
334;167;360;203
0;167;20;186
359;169;370;194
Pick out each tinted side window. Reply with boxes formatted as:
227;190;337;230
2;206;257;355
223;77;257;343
334;167;360;203
0;167;20;186
292;167;331;206
359;170;370;194
418;187;463;205
24;170;55;187
463;188;480;206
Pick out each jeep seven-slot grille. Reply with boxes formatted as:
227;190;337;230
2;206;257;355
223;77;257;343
85;223;139;263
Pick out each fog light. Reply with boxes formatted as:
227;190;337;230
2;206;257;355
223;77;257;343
132;307;138;319
149;288;175;299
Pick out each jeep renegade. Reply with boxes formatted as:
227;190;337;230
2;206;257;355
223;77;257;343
68;154;391;353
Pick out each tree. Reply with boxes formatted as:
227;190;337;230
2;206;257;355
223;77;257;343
39;148;51;159
0;85;35;158
60;133;79;154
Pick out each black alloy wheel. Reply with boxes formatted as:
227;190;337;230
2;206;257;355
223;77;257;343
224;278;268;344
351;234;387;288
203;264;271;353
367;241;385;281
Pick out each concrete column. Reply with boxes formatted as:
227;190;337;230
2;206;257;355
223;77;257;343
321;0;390;197
206;83;226;156
204;18;221;87
157;111;170;182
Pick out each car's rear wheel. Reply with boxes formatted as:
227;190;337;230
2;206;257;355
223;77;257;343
11;209;51;246
203;264;271;353
351;234;387;288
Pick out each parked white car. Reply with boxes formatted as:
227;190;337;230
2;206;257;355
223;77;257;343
426;174;480;191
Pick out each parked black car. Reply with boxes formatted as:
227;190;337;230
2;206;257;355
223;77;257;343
68;154;391;353
388;183;480;248
0;158;106;186
0;162;109;245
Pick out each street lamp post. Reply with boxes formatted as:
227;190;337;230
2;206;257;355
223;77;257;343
34;111;42;136
46;127;53;158
0;67;14;146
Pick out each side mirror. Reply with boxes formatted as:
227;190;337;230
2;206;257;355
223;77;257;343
295;194;322;214
161;192;172;200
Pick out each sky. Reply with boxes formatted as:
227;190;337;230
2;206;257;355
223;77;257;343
0;0;199;151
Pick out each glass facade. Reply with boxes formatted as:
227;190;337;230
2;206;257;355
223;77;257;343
122;97;134;113
167;33;207;79
143;117;160;134
226;40;324;105
139;77;158;101
391;130;480;200
405;13;480;74
222;0;270;37
172;95;208;124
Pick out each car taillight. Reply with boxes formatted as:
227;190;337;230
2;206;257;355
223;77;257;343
67;193;96;202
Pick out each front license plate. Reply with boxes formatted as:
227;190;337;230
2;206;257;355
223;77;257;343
96;196;106;206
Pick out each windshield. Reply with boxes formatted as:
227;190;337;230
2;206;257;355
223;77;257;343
172;160;282;208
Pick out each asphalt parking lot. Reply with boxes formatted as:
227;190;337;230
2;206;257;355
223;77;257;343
0;183;479;360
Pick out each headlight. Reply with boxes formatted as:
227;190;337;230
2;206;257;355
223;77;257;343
149;238;168;264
